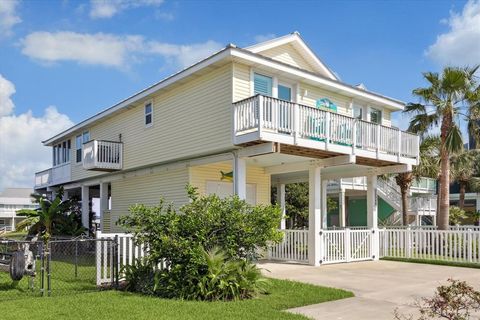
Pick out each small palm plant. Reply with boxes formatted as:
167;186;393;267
16;187;84;242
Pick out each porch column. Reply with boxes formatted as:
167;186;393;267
11;217;15;231
308;166;322;266
367;175;379;260
99;182;109;232
277;184;286;230
233;154;247;200
339;189;346;228
321;180;328;229
415;214;420;226
81;185;90;231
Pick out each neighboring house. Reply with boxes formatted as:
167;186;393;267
34;32;423;265
0;188;35;233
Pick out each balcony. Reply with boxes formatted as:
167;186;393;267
82;140;123;171
233;95;419;165
34;162;71;189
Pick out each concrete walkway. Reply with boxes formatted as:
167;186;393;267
260;260;480;320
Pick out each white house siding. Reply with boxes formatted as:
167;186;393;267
70;63;234;182
258;43;317;73
109;167;189;232
233;62;251;102
189;161;271;205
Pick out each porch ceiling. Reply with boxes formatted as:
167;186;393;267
270;164;373;184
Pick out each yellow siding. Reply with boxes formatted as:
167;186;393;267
299;83;351;116
258;44;317;72
110;167;189;232
70;64;234;181
189;161;271;205
233;63;251;102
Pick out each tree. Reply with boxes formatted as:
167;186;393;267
395;136;441;225
405;66;480;230
450;149;480;209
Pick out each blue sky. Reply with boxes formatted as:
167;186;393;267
0;0;479;190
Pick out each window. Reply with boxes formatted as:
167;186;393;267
278;84;292;101
370;108;382;124
353;105;363;120
76;131;89;163
254;73;273;96
52;139;71;166
0;219;5;225
145;102;153;126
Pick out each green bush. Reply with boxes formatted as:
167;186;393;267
117;186;283;300
123;259;156;295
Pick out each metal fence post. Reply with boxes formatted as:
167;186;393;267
40;242;45;297
74;240;78;278
47;242;51;297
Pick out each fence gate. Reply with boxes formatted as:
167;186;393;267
322;229;374;264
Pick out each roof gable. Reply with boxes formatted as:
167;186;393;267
246;32;338;80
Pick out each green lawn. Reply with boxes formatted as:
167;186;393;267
0;278;352;320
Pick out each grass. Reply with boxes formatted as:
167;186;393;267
381;256;480;269
0;278;353;320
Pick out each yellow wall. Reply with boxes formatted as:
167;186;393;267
258;43;317;72
110;167;190;232
189;161;271;205
70;63;234;182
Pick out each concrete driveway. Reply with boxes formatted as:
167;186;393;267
260;260;480;320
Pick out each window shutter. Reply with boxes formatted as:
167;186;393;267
254;73;272;96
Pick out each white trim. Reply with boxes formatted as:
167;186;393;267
246;32;338;81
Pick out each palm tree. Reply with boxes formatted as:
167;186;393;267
450;149;480;209
405;66;480;230
395;136;440;225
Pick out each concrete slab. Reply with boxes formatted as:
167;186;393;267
259;260;480;320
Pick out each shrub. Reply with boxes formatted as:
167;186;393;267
123;259;157;295
117;186;282;300
449;206;467;226
395;279;480;320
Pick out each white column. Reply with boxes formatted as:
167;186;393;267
339;189;346;228
277;184;286;230
416;214;420;226
367;175;379;260
476;194;480;212
81;185;90;230
321;180;328;229
99;183;109;232
233;154;247;200
308;166;322;266
11;217;15;231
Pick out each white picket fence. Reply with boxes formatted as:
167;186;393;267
96;232;150;285
379;228;480;263
268;229;308;263
322;229;374;264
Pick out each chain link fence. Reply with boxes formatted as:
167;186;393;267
0;238;118;300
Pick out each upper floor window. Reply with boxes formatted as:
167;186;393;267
353;105;363;120
370;108;382;124
278;84;292;101
76;131;90;163
254;73;273;97
53;139;71;166
145;102;153;127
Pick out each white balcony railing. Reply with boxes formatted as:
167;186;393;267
233;95;420;162
34;162;71;189
83;140;123;171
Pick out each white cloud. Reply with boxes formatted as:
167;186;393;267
0;75;15;116
0;74;73;191
20;32;144;68
147;40;223;68
90;0;164;19
426;0;480;67
20;31;223;69
254;33;277;43
0;0;21;37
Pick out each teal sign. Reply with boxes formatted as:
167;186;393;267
315;98;337;112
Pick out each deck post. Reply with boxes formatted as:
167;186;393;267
308;166;322;266
233;154;247;200
81;185;90;230
277;184;286;230
321;180;328;229
367;175;379;261
99;182;109;232
339;189;346;228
